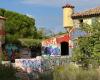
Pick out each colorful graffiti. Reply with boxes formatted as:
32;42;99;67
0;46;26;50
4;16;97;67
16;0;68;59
15;56;69;73
42;34;70;55
4;44;19;61
42;56;69;70
42;46;60;55
15;57;42;73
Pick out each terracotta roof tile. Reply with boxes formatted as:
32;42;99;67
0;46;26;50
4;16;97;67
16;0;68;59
62;4;74;8
72;7;100;19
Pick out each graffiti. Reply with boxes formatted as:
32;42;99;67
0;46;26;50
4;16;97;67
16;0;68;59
42;34;70;55
42;46;60;55
15;57;42;73
15;56;69;73
42;38;57;47
42;56;69;70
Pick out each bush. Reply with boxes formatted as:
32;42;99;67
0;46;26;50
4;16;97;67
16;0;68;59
0;64;17;80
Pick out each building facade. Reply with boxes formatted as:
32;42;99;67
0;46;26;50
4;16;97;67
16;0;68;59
62;4;100;56
63;4;100;29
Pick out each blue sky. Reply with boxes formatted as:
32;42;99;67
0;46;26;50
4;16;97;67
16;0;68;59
0;0;100;33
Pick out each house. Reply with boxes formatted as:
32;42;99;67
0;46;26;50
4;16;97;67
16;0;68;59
62;4;100;31
62;4;100;56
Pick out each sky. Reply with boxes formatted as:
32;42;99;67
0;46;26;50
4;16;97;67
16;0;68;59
0;0;100;33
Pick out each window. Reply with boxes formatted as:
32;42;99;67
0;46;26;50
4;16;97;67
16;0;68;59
79;19;83;23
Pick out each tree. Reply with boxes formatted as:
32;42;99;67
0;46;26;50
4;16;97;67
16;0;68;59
0;8;37;43
72;21;100;68
36;27;55;39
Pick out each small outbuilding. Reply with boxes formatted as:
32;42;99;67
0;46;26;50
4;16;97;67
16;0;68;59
42;34;73;56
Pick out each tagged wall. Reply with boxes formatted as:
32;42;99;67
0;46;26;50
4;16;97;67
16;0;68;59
15;56;42;73
42;34;70;55
15;56;69;73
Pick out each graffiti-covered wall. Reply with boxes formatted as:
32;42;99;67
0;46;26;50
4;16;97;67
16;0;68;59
42;34;70;55
15;56;42;73
15;56;69;73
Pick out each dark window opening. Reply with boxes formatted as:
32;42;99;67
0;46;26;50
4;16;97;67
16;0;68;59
80;19;83;23
79;19;83;27
61;42;69;55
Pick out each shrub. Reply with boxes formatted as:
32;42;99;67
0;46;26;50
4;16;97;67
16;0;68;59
0;64;17;80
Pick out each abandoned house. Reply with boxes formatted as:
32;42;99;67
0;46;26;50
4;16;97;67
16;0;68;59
41;4;100;56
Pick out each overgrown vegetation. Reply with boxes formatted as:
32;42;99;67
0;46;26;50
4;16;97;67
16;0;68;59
0;64;17;80
39;70;53;80
38;64;100;80
72;21;100;68
39;21;100;80
53;64;100;80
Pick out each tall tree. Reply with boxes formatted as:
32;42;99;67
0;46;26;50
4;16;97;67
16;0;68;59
0;8;37;43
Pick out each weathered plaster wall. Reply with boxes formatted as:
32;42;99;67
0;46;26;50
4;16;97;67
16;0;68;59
63;8;74;28
83;18;92;25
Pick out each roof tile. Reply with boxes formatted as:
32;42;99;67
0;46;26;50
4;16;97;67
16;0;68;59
72;7;100;18
62;4;74;8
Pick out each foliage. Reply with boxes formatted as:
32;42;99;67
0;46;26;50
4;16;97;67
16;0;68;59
0;8;37;43
36;27;55;39
0;64;17;80
39;70;53;80
53;64;100;80
72;21;100;68
18;38;41;47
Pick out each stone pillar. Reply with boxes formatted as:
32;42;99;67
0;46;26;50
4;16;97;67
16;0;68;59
0;16;6;61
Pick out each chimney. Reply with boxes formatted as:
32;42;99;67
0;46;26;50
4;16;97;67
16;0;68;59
62;4;74;32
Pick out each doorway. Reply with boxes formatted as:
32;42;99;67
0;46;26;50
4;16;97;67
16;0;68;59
61;42;69;55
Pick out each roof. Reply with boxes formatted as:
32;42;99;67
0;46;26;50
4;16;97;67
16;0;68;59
72;7;100;19
62;4;74;8
0;16;6;20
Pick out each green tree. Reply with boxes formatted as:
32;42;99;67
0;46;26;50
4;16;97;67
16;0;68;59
0;8;37;43
72;21;100;68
